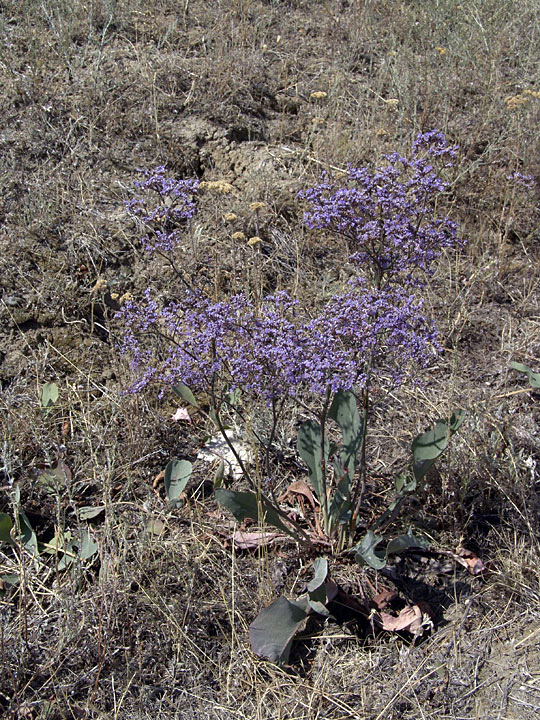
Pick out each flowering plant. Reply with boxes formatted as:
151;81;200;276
119;134;465;662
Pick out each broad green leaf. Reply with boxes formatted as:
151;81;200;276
79;505;105;521
172;382;199;407
412;409;465;482
394;473;417;494
510;362;540;389
40;382;59;412
80;531;98;561
18;511;38;556
329;390;364;478
307;557;328;593
297;420;328;502
386;529;428;556
0;573;20;588
353;530;386;569
164;459;192;501
213;460;225;489
0;514;13;545
249;596;308;665
327;467;351;532
215;489;297;539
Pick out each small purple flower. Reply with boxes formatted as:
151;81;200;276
506;171;535;189
125;167;199;252
300;131;463;288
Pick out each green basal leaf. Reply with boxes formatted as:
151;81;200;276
164;459;192;502
394;473;417;494
79;505;105;521
19;511;38;556
327;464;352;532
353;530;387;569
172;382;199;408
297;419;328;502
386;529;428;556
307;557;328;593
80;531;98;561
510;361;540;389
0;573;20;589
412;409;465;482
215;488;297;539
249;596;309;666
40;382;59;412
329;389;364;478
0;513;14;545
213;460;225;489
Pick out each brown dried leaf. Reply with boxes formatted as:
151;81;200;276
380;604;423;633
232;531;286;550
456;547;487;575
371;589;398;610
278;480;319;508
152;470;165;489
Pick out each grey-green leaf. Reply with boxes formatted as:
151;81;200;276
510;361;540;389
0;513;13;545
80;531;98;561
164;459;192;501
249;596;309;665
19;511;38;556
307;557;328;593
172;382;199;408
79;505;105;521
329;389;364;478
40;382;59;411
215;489;297;539
297;419;328;501
386;530;428;556
353;530;386;569
412;409;465;482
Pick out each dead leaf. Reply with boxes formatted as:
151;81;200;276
152;470;165;489
278;480;319;508
232;531;286;550
456;547;487;575
380;604;423;633
371;589;398;610
172;407;191;422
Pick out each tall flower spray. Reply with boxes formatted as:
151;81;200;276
119;132;463;542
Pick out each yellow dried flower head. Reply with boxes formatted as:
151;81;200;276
249;201;266;212
312;116;325;125
119;292;132;304
310;91;328;100
435;46;447;56
524;89;540;99
505;94;529;111
224;212;238;222
376;127;388;137
199;180;235;194
384;98;399;107
248;236;262;246
91;277;107;293
231;231;246;241
110;292;119;301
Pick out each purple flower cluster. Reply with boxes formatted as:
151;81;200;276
118;284;437;401
125;166;199;252
506;171;535;189
300;131;461;287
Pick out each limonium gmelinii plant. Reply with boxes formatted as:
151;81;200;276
119;132;465;572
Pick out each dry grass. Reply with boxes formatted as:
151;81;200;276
1;0;540;718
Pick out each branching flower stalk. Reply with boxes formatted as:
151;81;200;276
119;131;464;549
